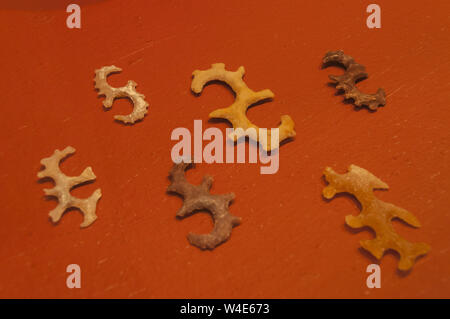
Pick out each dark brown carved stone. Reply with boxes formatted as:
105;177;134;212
323;50;386;111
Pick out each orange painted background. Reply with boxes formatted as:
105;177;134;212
0;0;449;298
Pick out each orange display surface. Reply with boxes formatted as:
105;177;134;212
0;0;449;298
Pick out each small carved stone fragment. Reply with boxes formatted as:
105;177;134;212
94;65;149;124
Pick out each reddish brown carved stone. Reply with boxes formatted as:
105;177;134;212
167;162;241;250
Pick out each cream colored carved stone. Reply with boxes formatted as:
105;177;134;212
37;146;102;228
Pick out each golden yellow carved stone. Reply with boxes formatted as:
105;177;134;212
323;164;430;271
191;63;295;151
